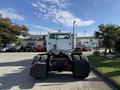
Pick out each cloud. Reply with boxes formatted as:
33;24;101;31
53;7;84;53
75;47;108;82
51;10;94;27
0;8;24;20
31;0;94;27
29;25;57;35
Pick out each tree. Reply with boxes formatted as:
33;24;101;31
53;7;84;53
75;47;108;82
0;15;29;47
114;26;120;53
95;24;120;55
20;25;29;36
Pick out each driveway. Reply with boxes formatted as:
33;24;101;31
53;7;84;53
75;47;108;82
0;53;115;90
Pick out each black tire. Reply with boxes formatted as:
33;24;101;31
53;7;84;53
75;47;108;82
30;62;48;79
30;55;48;79
72;55;90;79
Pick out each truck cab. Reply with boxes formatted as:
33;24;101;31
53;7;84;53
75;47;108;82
46;32;73;52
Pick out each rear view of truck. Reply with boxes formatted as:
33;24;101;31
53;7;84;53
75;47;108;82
30;32;90;79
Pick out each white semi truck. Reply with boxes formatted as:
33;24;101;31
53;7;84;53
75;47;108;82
30;32;90;79
46;32;73;52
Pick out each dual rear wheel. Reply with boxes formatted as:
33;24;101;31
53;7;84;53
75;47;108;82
30;54;90;79
72;55;90;79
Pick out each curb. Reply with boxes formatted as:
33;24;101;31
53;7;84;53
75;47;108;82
91;66;120;90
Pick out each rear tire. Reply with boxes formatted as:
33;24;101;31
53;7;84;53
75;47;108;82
30;62;48;79
72;55;90;79
30;55;48;79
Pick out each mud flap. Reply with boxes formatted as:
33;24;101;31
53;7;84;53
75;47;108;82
30;62;47;78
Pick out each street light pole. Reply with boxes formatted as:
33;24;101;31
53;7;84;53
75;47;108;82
84;30;87;37
73;20;76;50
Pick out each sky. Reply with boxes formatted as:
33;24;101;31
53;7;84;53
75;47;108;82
0;0;120;36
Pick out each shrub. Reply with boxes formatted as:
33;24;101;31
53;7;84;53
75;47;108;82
93;51;101;56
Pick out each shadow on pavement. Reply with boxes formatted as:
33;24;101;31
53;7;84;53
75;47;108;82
0;59;36;89
0;59;102;89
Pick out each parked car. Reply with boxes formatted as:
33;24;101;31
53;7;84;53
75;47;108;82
1;45;22;52
0;47;3;52
5;46;16;52
74;47;82;52
0;47;11;52
19;45;36;52
75;46;91;52
35;45;46;52
14;45;22;51
82;47;88;51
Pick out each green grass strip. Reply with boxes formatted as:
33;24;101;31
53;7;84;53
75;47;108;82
88;55;120;85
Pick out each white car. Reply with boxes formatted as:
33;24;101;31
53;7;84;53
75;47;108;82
0;47;10;52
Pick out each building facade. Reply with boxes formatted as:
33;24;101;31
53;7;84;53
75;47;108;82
22;34;46;47
76;36;100;48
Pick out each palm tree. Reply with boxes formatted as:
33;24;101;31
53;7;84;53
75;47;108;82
95;24;120;55
114;26;120;53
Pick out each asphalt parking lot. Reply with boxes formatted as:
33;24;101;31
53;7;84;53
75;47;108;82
0;52;116;90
